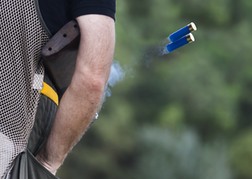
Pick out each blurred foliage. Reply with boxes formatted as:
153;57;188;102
58;0;252;178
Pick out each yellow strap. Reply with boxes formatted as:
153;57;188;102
40;82;59;105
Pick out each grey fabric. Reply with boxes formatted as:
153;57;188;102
9;150;58;179
43;39;79;98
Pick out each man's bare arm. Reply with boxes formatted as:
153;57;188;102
36;14;115;174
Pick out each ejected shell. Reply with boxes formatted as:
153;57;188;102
164;33;195;54
168;22;197;42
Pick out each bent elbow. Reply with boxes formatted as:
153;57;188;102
85;76;106;94
70;72;106;95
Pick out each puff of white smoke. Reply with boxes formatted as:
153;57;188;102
105;60;125;98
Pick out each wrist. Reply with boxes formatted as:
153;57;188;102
36;153;59;175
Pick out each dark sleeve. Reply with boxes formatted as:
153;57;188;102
72;0;116;20
38;0;73;35
38;0;115;35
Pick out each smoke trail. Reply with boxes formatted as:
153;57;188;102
105;60;125;98
94;60;125;120
142;39;172;68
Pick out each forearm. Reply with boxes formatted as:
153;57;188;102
36;15;115;173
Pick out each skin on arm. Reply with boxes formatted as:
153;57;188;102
36;14;115;174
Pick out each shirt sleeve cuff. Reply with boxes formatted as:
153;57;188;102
72;5;115;20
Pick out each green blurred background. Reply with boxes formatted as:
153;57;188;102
59;0;252;178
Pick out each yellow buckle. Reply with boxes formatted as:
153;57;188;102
40;82;59;105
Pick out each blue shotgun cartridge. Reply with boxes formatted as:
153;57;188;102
163;33;195;54
168;22;197;42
